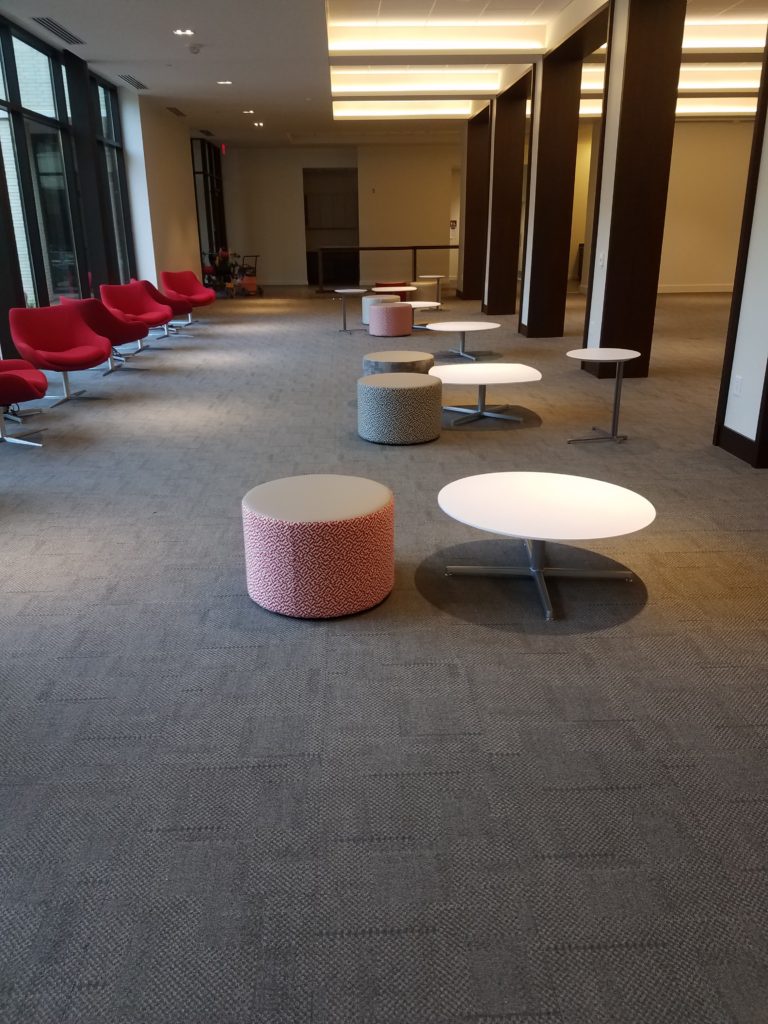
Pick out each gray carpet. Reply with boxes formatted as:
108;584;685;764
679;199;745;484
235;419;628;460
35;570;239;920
2;289;768;1023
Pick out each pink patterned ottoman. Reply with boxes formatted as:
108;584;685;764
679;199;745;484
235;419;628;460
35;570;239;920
368;301;413;338
242;474;395;618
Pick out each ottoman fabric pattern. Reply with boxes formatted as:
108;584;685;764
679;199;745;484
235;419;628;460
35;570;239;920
368;302;413;338
357;373;442;445
242;476;394;619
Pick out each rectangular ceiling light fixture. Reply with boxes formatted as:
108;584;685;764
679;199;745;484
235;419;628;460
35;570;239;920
328;21;545;53
330;66;502;95
333;99;475;119
31;17;84;44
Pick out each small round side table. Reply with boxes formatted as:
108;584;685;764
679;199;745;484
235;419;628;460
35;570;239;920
566;347;641;443
334;288;367;332
419;274;446;304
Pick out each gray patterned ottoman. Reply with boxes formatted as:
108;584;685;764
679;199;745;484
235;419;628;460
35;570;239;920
357;372;442;445
363;350;435;375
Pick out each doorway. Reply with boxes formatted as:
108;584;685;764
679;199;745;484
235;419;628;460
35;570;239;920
303;168;359;286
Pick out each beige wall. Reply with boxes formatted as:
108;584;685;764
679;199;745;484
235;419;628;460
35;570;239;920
569;122;594;280
123;97;199;282
357;143;460;284
223;147;357;285
660;120;753;292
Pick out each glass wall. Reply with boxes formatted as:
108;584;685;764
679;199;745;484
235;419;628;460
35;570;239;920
192;138;227;268
0;15;135;320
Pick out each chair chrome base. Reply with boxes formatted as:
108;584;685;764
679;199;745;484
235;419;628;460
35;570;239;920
41;371;85;407
568;426;627;444
4;404;43;423
0;417;44;447
446;538;634;621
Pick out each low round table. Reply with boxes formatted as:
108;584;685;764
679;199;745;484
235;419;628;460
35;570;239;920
407;300;441;329
425;320;500;361
419;274;446;304
566;347;641;443
334;288;367;332
438;472;655;621
429;362;541;425
372;285;418;297
363;349;435;375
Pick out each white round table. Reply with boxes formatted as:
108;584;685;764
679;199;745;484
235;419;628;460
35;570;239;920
566;347;641;443
419;274;446;303
334;288;367;332
371;285;418;295
425;320;500;361
438;471;656;620
407;300;441;329
429;362;541;425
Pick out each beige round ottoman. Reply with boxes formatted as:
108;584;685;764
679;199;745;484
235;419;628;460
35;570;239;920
361;293;397;325
363;350;435;375
368;301;413;338
357;373;442;445
242;475;394;618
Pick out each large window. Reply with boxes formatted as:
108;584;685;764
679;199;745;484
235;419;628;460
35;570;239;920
0;16;134;324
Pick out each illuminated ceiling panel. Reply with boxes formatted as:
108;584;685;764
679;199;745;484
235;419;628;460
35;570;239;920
330;65;504;96
327;21;547;54
581;63;763;93
333;99;477;118
580;96;758;117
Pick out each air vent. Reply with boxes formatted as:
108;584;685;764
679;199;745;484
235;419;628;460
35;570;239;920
199;129;215;137
31;17;84;45
166;107;186;117
118;74;148;90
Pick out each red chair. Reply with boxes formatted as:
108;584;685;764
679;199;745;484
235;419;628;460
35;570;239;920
133;279;193;320
100;281;173;336
9;303;113;404
0;359;48;447
159;271;216;321
61;296;149;368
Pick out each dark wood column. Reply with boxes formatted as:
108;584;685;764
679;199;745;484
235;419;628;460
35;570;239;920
713;30;768;468
482;72;531;316
583;0;686;378
457;107;490;301
520;12;607;338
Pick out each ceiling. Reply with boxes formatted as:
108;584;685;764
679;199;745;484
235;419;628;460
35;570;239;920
0;0;766;146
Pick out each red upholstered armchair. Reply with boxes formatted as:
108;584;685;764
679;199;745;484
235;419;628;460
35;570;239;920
0;359;48;447
159;271;216;317
100;281;173;335
9;303;113;404
133;279;193;321
61;296;149;367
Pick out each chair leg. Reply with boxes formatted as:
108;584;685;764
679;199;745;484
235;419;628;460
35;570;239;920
0;410;44;447
42;370;85;407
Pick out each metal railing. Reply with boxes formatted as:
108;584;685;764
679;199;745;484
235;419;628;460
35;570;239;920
316;244;458;292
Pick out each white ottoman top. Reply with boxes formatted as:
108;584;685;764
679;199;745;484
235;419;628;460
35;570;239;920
365;350;434;362
243;474;392;523
358;372;439;389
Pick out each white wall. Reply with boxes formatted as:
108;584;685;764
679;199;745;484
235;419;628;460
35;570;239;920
223;147;357;285
357;143;459;283
724;118;768;441
660;120;753;293
569;121;593;280
120;94;200;282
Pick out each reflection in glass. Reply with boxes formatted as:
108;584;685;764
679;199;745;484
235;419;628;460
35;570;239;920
0;108;37;305
102;144;130;280
98;85;116;141
25;119;79;301
12;37;56;117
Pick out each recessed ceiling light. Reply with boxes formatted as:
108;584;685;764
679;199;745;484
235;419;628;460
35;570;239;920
217;80;233;85
173;28;194;35
254;121;264;126
243;109;255;113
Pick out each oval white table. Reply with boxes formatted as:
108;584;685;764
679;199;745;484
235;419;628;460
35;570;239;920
438;471;656;620
407;300;441;329
566;347;641;443
334;288;367;332
419;274;446;304
429;362;541;425
371;285;418;296
425;320;500;361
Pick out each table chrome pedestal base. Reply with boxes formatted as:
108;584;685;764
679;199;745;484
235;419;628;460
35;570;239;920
446;538;633;621
568;426;627;444
444;384;522;426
